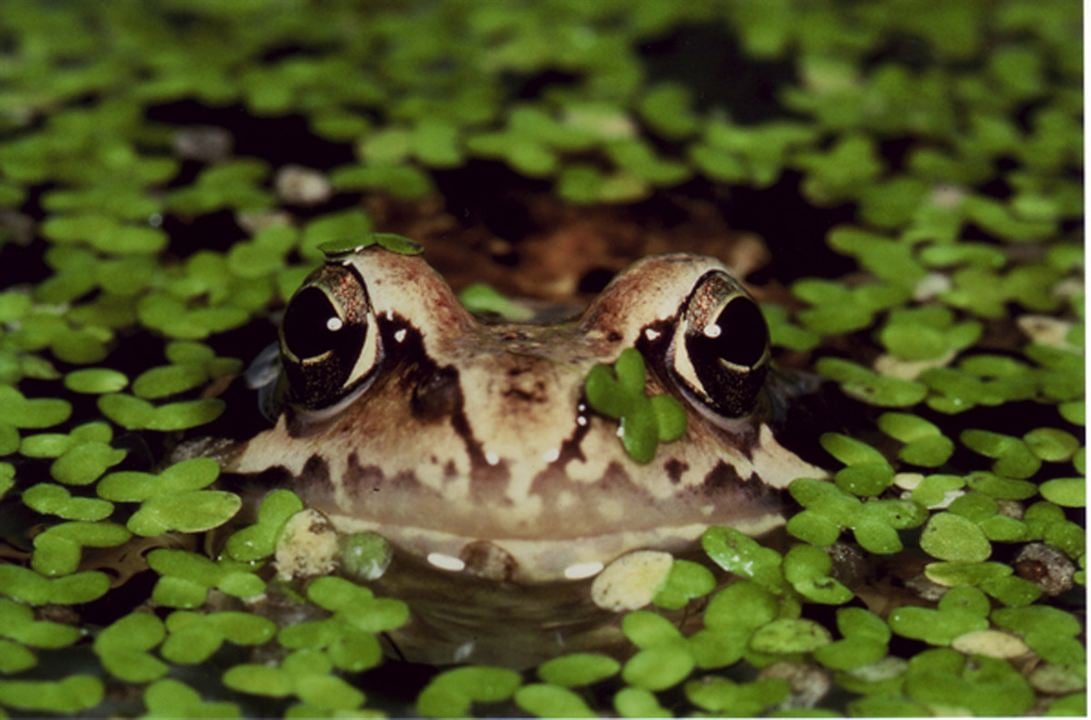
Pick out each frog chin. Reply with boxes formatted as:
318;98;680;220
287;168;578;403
323;511;786;585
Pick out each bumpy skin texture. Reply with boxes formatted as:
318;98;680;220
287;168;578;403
227;249;823;585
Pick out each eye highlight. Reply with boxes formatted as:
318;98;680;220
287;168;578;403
280;264;382;410
667;271;770;419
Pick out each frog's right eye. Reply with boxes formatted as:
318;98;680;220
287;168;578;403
280;264;382;410
667;270;769;420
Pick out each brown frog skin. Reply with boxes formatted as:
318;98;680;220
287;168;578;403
222;246;824;667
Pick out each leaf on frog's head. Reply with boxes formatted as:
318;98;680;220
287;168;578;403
319;232;423;259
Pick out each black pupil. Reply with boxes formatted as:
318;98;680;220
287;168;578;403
704;297;768;367
283;287;344;359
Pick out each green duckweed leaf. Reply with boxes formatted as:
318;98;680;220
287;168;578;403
93;612;167;682
922;560;1012;587
652;558;716;610
327;627;383;673
1023;427;1080;462
458;283;535;321
684;676;790;715
32;521;131;576
0;598;81;649
0;565;110;606
50;441;126;486
225;489;304;562
222;665;295;698
128;490;241;536
981;574;1042;607
961;429;1041;478
815;637;887;671
687;626;749;670
920;512;992;562
0;292;32;322
143;679;240;719
416;666;522;718
783;544;853;604
0;424;18;456
585;348;686;463
161;611;277;665
878;412;955;467
0;676;104;715
907;650;1035;715
22;483;113;521
0;386;72;428
0;639;36;674
306;576;373;611
966;471;1037;500
514;684;595;718
622;640;694;691
702;526;785;592
538;653;620;688
98;457;220;502
620;610;681;649
131;364;209;399
1039;478;1085;507
816;357;927;407
339;596;410;634
750;618;832;653
888;605;989;647
63;368;129;394
613;687;671;718
704;580;779;632
620;397;659;464
146;398;226;431
650;394;687;442
97;393;155;429
1059;400;1084;425
294;673;366;712
762;303;821;351
329;163;433;199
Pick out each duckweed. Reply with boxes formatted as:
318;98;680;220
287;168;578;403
416;666;522;718
584;347;687;463
0;0;1082;716
514;684;596;718
537;653;620;688
144;679;240;719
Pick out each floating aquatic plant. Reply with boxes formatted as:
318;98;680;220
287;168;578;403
584;348;687;463
0;0;1083;716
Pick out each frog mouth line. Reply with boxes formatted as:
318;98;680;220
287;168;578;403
324;510;786;584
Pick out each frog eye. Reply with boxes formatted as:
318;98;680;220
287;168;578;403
280;264;381;410
667;270;770;418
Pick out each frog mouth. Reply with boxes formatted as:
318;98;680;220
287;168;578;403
323;510;785;584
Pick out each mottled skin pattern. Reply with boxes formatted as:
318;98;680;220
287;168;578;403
223;248;825;665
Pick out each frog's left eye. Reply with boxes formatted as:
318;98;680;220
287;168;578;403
280;264;381;410
667;270;769;418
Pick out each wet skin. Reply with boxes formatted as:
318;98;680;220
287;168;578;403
224;247;823;665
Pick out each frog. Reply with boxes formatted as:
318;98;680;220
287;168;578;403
219;244;825;667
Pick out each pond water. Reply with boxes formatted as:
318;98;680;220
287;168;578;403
0;0;1084;717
